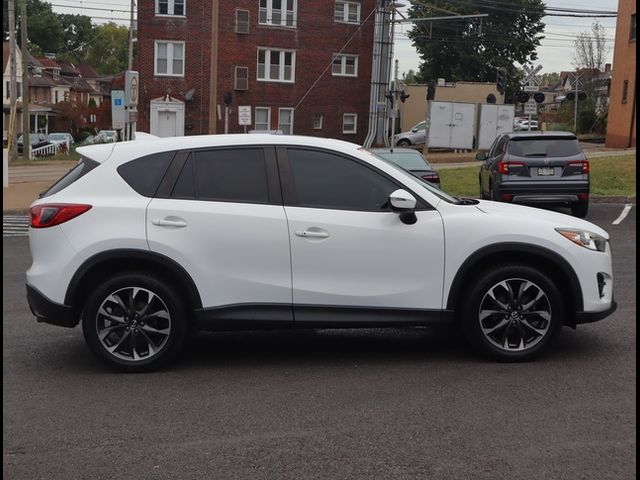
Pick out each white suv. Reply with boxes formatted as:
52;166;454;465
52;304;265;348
26;135;616;371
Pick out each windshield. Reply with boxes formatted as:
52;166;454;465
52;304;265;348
373;151;432;170
508;137;581;157
369;152;459;204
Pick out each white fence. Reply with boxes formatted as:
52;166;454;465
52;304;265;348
29;140;70;160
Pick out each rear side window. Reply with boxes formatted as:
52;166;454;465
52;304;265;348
41;157;99;198
193;148;269;203
508;138;581;157
118;152;174;197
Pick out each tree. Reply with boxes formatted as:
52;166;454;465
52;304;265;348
407;0;545;102
59;14;95;57
82;22;129;75
573;22;610;73
540;72;561;87
402;69;421;84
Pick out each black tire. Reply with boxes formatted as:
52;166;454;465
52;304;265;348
479;176;488;199
82;272;189;372
571;199;589;218
460;264;564;362
397;139;411;147
489;181;500;201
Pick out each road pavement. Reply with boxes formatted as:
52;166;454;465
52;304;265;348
2;203;635;479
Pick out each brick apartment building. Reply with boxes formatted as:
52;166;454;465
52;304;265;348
137;0;376;143
606;0;636;148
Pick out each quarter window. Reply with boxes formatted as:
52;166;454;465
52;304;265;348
287;148;398;211
193;149;269;203
155;41;185;77
259;0;297;27
118;152;174;197
335;1;360;24
156;0;184;16
332;54;358;77
343;113;357;134
257;48;295;82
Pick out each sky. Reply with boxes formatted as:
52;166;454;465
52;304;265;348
49;0;620;77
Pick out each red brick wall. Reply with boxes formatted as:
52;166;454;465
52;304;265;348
137;0;215;134
138;0;376;143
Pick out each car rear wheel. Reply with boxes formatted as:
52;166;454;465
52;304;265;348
461;264;564;362
397;139;411;147
571;199;589;218
82;273;188;372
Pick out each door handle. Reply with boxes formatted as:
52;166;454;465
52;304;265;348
295;229;330;239
152;217;188;228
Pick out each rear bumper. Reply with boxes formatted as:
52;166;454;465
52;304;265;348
499;181;589;204
26;284;78;328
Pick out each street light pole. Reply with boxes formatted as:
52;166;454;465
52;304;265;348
21;0;29;157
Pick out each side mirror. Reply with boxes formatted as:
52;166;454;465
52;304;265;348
476;152;487;161
389;189;417;225
411;128;418;132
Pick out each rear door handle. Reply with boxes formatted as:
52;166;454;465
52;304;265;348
295;229;330;239
152;217;188;228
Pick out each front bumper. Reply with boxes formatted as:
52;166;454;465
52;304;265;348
574;299;617;324
26;284;78;328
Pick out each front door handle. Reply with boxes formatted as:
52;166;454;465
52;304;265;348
152;217;188;228
295;229;330;239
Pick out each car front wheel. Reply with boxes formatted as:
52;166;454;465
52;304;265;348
571;199;589;218
461;264;564;362
82;273;188;372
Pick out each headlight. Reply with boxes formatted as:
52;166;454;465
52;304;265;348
555;228;607;252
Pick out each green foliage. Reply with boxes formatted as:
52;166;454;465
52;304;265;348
82;23;129;75
407;0;545;103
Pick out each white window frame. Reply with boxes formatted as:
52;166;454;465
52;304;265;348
278;108;294;134
255;107;271;131
154;41;185;77
155;0;186;17
259;0;297;28
334;1;360;24
332;54;358;77
257;48;296;83
343;113;357;134
235;9;250;33
313;114;323;130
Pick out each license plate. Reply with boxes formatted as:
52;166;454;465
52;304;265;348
537;167;555;176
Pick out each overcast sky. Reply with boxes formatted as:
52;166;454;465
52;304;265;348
50;0;619;76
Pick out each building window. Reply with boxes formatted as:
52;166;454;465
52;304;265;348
155;41;185;77
622;80;629;104
236;9;250;33
332;54;358;77
278;108;294;134
53;70;59;80
259;0;297;27
335;1;360;24
343;113;357;134
156;0;185;16
313;114;323;130
255;107;271;131
55;90;59;103
631;14;636;41
234;66;249;90
257;48;295;82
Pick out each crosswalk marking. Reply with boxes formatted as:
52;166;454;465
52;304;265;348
3;215;30;237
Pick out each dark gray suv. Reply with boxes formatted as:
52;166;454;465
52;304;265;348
478;132;590;217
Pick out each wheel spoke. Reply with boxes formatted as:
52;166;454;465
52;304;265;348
520;318;547;337
482;317;510;335
487;288;509;311
479;309;504;321
98;307;126;324
98;324;126;341
138;329;158;356
516;281;533;303
140;324;170;336
521;290;545;312
106;330;131;353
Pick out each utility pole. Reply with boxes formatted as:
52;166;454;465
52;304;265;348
571;72;583;133
7;0;18;162
21;0;30;158
390;59;399;151
128;0;135;70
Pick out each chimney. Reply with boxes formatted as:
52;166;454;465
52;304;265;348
605;63;611;73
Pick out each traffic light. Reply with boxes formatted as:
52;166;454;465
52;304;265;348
426;82;436;100
400;91;410;103
566;92;576;101
496;69;506;94
385;91;394;105
223;91;233;106
578;92;587;101
533;92;545;104
517;92;530;103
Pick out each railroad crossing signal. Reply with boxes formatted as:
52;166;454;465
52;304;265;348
522;64;543;86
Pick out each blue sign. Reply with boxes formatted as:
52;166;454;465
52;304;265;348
114;98;122;106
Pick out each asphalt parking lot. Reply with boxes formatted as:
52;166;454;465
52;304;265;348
3;203;636;480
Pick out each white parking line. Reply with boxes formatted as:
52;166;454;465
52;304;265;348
612;204;633;225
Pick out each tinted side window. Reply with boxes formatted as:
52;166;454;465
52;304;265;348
193;148;269;203
118;151;174;197
287;148;398;211
42;157;100;198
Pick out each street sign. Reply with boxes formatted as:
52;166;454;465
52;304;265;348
238;106;252;126
524;100;537;115
524;85;539;92
111;90;125;129
124;71;139;107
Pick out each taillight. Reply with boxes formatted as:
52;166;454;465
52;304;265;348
30;204;92;228
421;173;440;183
502;194;513;202
498;161;525;174
568;160;590;174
